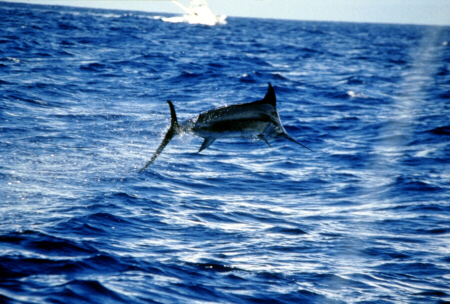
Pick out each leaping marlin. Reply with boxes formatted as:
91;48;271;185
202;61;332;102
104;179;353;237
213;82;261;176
139;83;312;172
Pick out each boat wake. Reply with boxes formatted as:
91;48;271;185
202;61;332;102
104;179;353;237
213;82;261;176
162;0;226;26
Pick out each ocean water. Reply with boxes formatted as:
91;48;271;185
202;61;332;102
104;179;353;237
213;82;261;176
1;2;450;303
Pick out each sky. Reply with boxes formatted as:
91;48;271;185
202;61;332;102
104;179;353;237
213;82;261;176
5;0;450;26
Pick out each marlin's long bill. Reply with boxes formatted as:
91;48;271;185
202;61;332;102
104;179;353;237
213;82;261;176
139;101;178;173
282;133;314;152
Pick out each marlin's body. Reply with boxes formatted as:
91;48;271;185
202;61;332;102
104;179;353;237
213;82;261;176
139;83;311;172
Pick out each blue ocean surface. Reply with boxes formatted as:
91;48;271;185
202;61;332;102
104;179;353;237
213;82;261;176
1;2;450;303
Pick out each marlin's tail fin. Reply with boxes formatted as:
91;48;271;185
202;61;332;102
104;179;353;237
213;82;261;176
139;101;178;172
282;133;314;152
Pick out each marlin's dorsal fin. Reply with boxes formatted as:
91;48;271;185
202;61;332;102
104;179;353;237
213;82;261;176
260;82;276;107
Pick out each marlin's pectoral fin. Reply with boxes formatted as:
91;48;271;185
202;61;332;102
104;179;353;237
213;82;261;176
199;138;215;152
258;135;271;147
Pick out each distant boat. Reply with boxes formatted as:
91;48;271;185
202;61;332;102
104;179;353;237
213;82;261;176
162;0;227;26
